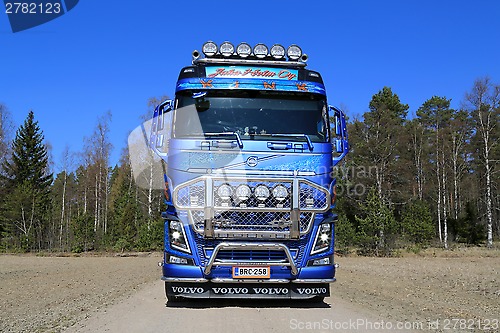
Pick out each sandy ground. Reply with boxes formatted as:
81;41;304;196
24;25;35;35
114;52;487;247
1;248;499;333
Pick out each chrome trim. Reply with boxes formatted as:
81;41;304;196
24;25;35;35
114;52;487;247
204;242;298;276
205;131;243;148
291;278;336;283
189;212;315;238
161;277;209;283
193;57;307;68
211;278;290;283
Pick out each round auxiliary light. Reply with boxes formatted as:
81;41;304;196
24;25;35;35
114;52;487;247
270;44;285;60
236;42;252;58
202;41;218;57
254;184;270;201
272;184;288;201
235;184;252;201
287;44;302;60
253;43;269;58
217;184;233;200
219;41;234;57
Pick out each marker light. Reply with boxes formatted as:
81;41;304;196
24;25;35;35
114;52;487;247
270;44;285;59
220;41;234;57
217;184;233;200
253;43;269;58
236;184;252;201
272;185;288;201
202;41;218;57
236;42;252;58
254;184;270;201
287;44;302;60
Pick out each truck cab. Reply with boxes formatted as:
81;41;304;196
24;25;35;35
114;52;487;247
151;41;348;301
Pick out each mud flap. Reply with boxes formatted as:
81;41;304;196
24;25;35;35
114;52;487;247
166;282;330;299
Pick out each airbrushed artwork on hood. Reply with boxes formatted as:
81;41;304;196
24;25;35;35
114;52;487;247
172;152;328;173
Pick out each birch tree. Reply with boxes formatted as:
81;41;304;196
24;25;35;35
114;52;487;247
417;96;453;247
464;77;499;248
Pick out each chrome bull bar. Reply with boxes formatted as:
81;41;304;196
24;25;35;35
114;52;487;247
203;242;299;276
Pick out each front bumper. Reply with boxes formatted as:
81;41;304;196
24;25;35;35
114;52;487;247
164;280;333;299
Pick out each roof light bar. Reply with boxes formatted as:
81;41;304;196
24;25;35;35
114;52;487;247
236;42;252;58
253;43;269;59
270;44;285;60
202;41;218;57
287;44;302;60
197;42;306;62
219;41;234;57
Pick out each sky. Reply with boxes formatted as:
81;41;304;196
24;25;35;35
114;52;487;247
1;0;499;171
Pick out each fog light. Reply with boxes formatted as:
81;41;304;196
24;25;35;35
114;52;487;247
313;257;330;265
272;184;288;201
254;184;270;201
217;184;233;200
169;255;188;264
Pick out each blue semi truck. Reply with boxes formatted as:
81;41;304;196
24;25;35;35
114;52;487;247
150;41;348;301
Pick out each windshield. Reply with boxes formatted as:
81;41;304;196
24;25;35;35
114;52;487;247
174;90;328;142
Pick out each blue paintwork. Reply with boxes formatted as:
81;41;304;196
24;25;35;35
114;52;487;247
176;78;326;95
155;60;348;293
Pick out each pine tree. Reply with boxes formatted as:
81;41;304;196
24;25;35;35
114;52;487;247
355;188;397;256
1;111;53;250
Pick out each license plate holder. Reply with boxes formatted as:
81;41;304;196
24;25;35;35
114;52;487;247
232;266;270;279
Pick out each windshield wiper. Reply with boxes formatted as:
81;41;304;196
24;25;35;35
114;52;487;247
204;132;243;148
269;133;314;151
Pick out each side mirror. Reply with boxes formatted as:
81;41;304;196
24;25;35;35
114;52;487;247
328;105;349;165
151;99;173;155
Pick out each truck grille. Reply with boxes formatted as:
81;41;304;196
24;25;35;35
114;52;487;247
173;176;329;238
194;234;308;266
189;210;314;235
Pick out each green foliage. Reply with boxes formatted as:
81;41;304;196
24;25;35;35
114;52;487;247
334;214;356;255
450;202;486;245
401;200;435;244
355;188;397;256
0;111;52;251
135;219;164;251
71;213;94;253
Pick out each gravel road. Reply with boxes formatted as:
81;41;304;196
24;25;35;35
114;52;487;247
1;248;499;333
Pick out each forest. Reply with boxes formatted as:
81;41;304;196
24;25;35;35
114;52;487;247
0;77;498;255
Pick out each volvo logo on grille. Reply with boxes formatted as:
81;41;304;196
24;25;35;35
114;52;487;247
246;156;259;167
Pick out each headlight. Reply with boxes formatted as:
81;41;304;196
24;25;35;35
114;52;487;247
202;41;218;57
217;184;233;200
253;43;268;58
270;44;285;59
235;184;251;201
311;223;332;255
254;184;270;201
272;184;288;201
169;220;191;253
236;42;252;58
219;41;234;57
287;44;302;60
